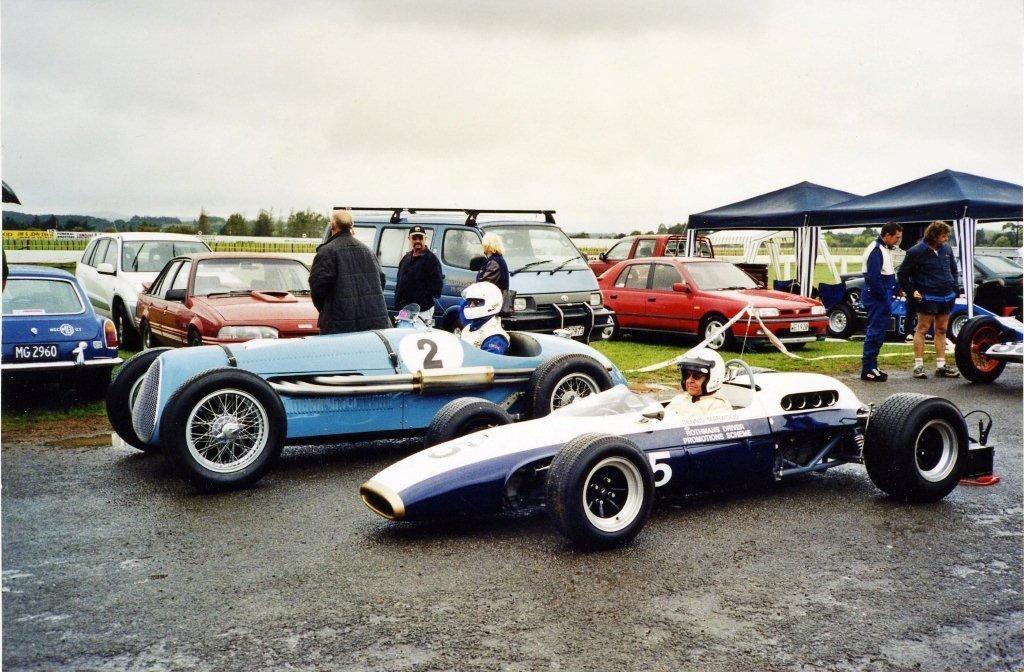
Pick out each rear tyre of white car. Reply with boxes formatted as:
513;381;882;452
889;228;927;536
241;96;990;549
527;354;613;418
106;347;173;452
114;301;140;349
160;368;286;491
424;397;513;448
864;393;968;503
545;433;654;550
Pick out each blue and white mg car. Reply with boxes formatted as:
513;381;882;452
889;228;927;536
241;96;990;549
361;361;996;549
108;313;624;490
2;265;121;397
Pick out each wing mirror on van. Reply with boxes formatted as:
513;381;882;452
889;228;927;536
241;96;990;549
673;282;691;293
96;262;116;275
165;288;187;302
469;255;486;272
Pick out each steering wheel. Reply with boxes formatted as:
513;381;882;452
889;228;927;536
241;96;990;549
723;357;757;389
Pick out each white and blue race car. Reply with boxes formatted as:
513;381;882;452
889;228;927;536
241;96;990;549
361;360;995;549
107;311;624;490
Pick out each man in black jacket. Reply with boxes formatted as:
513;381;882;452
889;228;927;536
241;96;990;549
394;225;444;326
309;209;390;335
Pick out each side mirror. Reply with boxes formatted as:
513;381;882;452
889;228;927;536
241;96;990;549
469;255;486;272
642;409;665;421
141;281;153;292
165;288;186;302
96;262;115;275
672;282;690;293
598;252;607;261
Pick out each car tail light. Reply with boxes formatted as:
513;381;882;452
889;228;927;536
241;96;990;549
103;319;119;348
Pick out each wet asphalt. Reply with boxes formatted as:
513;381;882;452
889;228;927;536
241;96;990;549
2;369;1022;671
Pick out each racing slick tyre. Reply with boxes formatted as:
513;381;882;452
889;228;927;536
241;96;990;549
424;397;513;448
864;393;968;503
160;368;286;491
955;316;1007;384
699;314;734;351
827;303;858;339
106;347;173;452
527;354;613;418
545;433;654;549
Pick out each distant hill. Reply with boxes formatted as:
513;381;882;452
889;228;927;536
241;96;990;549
2;211;187;232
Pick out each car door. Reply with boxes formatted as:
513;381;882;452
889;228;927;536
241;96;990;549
591;238;635;276
82;238;110;313
144;260;181;344
439;227;481;311
646;262;695;332
76;238;101;307
607;263;652;328
160;260;192;344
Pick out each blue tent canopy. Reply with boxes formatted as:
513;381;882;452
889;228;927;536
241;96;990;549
688;181;859;230
808;169;1023;227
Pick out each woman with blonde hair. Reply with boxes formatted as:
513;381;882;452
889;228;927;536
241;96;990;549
476;232;509;291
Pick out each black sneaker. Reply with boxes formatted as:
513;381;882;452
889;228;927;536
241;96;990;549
861;368;888;382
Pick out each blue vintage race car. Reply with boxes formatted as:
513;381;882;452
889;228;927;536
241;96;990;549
107;312;624;490
2;265;121;397
361;361;996;549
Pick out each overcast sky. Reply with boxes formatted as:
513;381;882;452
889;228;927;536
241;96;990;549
2;0;1021;233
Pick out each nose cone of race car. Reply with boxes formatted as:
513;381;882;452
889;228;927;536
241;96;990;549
359;480;406;520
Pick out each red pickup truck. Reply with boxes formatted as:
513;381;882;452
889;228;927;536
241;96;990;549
587;235;713;277
588;234;771;287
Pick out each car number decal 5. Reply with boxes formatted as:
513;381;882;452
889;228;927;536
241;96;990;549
648;451;672;487
398;331;464;373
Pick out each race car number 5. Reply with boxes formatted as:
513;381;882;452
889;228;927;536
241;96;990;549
648;451;672;487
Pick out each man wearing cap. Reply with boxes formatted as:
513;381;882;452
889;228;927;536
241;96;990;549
394;226;444;327
309;209;390;335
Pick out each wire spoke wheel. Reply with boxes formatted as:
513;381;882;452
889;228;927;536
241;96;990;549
914;419;958;483
582;457;644;533
185;388;269;474
550;372;599;411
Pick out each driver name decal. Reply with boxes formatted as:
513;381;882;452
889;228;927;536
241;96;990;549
680;420;754;444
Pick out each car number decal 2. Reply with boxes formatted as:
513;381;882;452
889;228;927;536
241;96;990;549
398;331;464;373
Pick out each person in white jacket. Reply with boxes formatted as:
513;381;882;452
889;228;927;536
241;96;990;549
665;348;732;418
458;282;510;355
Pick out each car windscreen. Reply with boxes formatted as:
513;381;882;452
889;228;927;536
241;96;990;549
121;241;210;272
683;261;758;291
2;278;85;315
482;225;588;273
193;258;311;296
976;255;1022;276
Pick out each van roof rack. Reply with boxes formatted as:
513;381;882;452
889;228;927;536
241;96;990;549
332;207;556;226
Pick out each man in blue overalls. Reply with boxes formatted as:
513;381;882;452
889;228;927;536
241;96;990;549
860;222;903;381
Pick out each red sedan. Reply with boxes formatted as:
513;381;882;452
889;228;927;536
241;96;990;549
599;258;827;349
136;253;319;348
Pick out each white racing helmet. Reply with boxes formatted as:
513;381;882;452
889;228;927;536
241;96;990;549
460;282;503;322
678;347;725;394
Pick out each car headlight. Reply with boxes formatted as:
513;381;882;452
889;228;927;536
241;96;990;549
217;326;279;340
513;297;527;312
590;292;602;307
753;307;780;317
810;305;826;316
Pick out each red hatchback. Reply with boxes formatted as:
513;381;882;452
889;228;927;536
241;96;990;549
136;253;319;348
599;257;827;350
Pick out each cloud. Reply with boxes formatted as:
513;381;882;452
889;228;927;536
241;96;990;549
1;0;1020;231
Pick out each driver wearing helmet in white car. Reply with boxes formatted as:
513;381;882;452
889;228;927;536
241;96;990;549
665;348;732;418
459;282;510;355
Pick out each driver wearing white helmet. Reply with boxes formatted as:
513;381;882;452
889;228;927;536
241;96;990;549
459;281;510;355
665;348;732;418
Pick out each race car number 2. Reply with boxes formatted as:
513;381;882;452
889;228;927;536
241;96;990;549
398;331;464;373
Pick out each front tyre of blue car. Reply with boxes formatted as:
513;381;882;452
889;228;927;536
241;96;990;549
160;368;286;491
545;433;654;550
864;393;968;503
106;347;173;452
